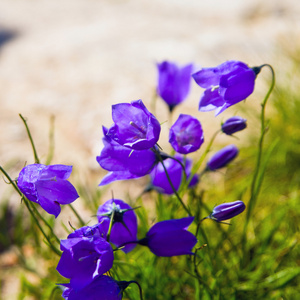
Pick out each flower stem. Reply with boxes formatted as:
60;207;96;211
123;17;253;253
68;203;85;227
106;207;115;242
127;281;144;300
246;64;275;224
19;114;40;164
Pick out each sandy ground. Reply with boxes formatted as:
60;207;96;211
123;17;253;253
0;0;299;298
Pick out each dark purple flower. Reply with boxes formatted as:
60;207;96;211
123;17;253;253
221;116;247;135
17;164;79;218
192;60;256;115
150;155;198;195
169;114;204;154
209;200;246;221
106;100;161;150
56;235;114;291
97;127;158;186
207;145;239;171
97;199;137;253
157;61;193;111
139;217;197;257
68;224;106;239
60;275;122;300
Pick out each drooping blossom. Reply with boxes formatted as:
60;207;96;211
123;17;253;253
192;60;257;115
17;164;79;218
60;275;123;300
221;116;247;135
157;61;193;112
97;127;158;186
97;199;137;253
169;114;204;154
209;200;246;222
138;217;197;257
56;232;114;291
207;145;239;171
149;155;198;195
106;100;161;150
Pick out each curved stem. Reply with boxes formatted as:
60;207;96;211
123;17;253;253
246;64;275;223
19;114;40;164
127;281;144;300
68;203;85;227
154;150;191;216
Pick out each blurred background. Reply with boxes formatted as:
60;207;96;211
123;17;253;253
0;0;300;299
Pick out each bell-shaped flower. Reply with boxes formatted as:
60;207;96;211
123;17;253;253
97;127;158;186
138;217;197;257
60;275;123;300
192;60;257;115
149;155;198;195
221;116;247;135
169;114;204;154
17;164;79;218
97;199;138;253
106;99;161;150
157;61;193;112
209;200;246;222
56;233;114;291
207;145;239;171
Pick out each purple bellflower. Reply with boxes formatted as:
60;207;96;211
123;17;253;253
106;100;161;150
138;217;197;257
97;199;138;253
222;116;247;135
150;155;198;195
192;60;257;115
169;114;204;154
17;164;79;218
209;200;246;222
60;275;123;300
157;61;193;112
97;126;158;186
56;233;114;291
207;145;239;171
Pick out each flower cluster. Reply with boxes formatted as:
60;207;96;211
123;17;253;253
11;58;259;300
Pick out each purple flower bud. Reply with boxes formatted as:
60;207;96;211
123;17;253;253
107;100;161;150
192;60;256;115
157;61;193;112
150;155;198;195
169;114;204;154
221;116;247;135
97;199;138;253
17;164;79;218
209;200;246;221
139;217;197;257
207;145;239;171
57;235;114;291
60;275;123;300
97;127;158;185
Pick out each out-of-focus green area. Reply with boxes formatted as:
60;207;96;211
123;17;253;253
1;52;300;300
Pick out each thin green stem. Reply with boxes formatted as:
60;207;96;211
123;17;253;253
246;64;275;224
127;281;144;300
19;114;40;164
68;203;85;227
155;150;191;216
106;207;115;242
45;115;55;165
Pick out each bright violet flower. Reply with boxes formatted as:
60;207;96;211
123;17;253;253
169;114;204;154
157;61;193;112
209;200;246;221
97;199;138;253
107;100;161;150
60;275;123;300
150;155;198;195
221;116;247;135
138;217;197;257
56;235;114;291
207;145;239;171
97;127;158;186
17;164;79;218
192;60;257;115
